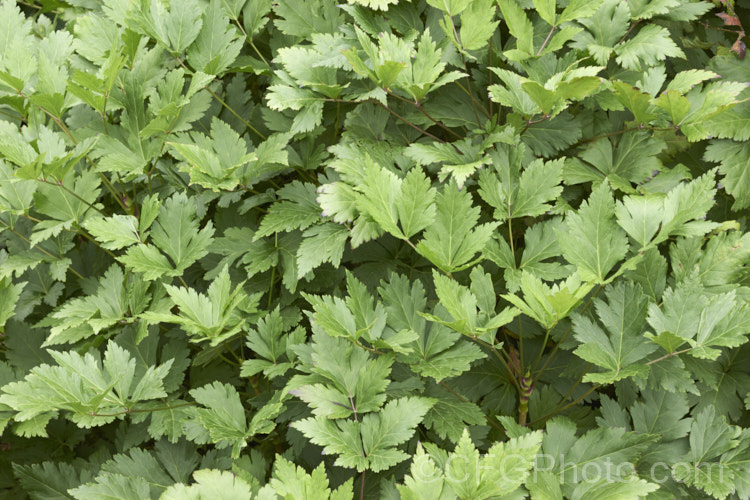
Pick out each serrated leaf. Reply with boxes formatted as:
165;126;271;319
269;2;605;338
498;0;534;57
150;192;215;275
460;0;499;51
160;469;254;500
296;223;349;278
445;428;542;499
556;182;628;283
615;25;685;71
573;282;656;383
292;396;434;472
187;0;243;75
416;183;497;273
83;214;142;250
704;140;750;211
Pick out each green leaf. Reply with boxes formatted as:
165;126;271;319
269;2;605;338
689;291;750;360
630;388;691;441
526;471;563;500
521;112;583;157
289;330;392;418
429;271;477;335
263;456;353;499
150;192;215;275
130;0;205;53
426;0;472;16
160;469;254;500
675;406;741;497
188;382;248;458
395;168;437;239
422;386;486;443
445;428;542;499
118;244;176;281
14;461;89;499
273;0;342;37
569;479;658;500
405;138;486;188
187;0;243;75
398;445;455;500
573;282;656;383
95;448;175;498
83;214;142;250
0;279;24;329
705;101;750;142
168;118;255;191
612;81;657;124
498;0;534;58
558;0;604;24
241;307;301;379
6;1;750;497
542;422;660;485
0;341;172;429
147;265;253;345
41;264;136;345
479;144;564;222
657;171;717;241
70;473;151;500
615;194;664;249
296;223;349;278
556;182;629;283
614;25;685;71
514;158;565;218
502;272;594;330
572;0;630;64
33;169;101;228
243;0;272;37
354;159;405;238
565;131;664;192
460;0;499;51
533;0;556;26
416;182;497;273
704;140;750;210
256;181;320;238
292;396;434;472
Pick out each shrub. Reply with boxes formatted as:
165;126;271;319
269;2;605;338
1;0;749;498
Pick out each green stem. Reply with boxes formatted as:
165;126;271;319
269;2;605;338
531;327;553;373
375;102;446;143
439;381;506;434
36;179;105;216
537;25;556;56
531;285;602;386
646;348;692;365
75;226;118;259
578;126;674;145
171;55;267;140
250;41;269;67
386;90;462;139
453;81;492;118
206;87;267;140
89;402;197;417
529;384;601;427
447;15;483;127
472;336;521;391
0;219;84;279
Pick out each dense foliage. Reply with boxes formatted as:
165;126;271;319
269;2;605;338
1;0;750;497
